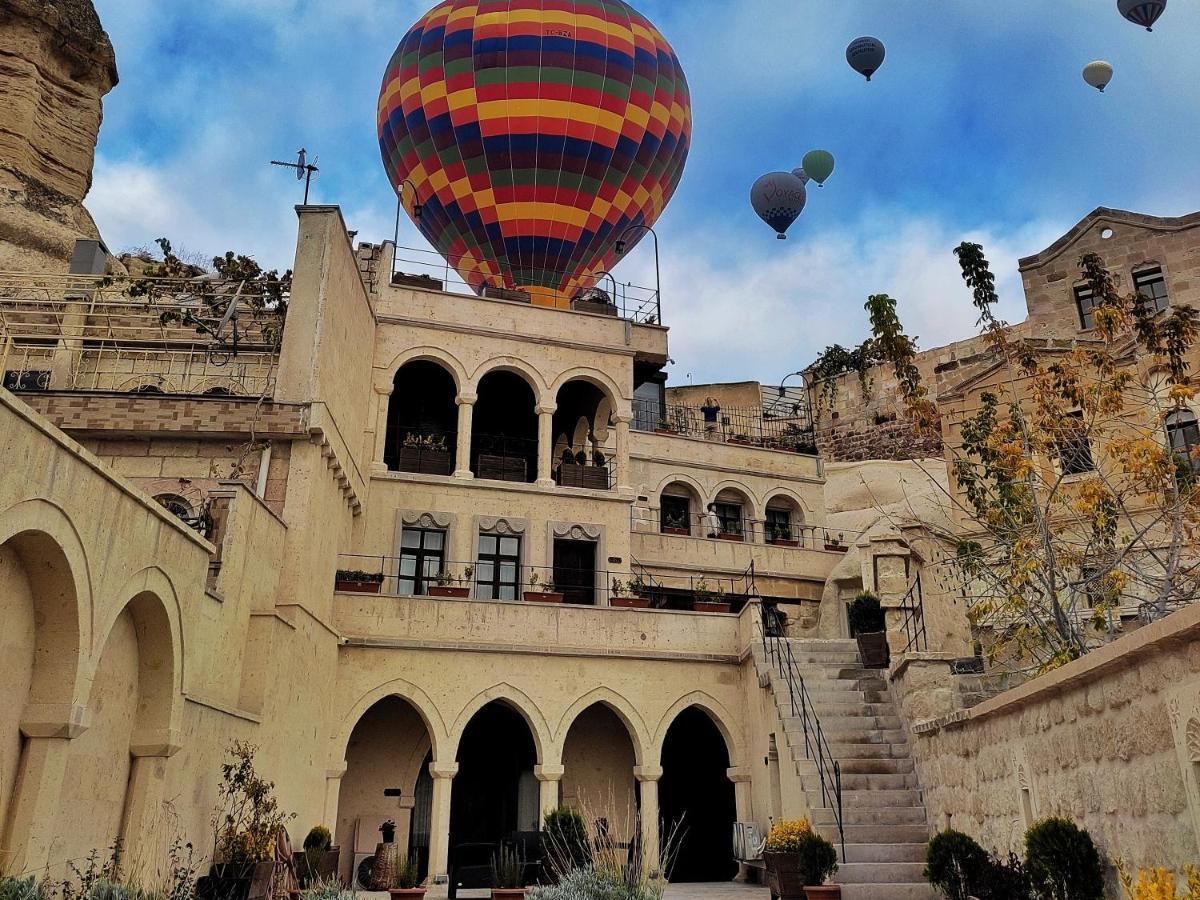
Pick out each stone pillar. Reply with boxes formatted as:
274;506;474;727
427;762;458;887
634;766;663;876
534;764;565;819
372;388;394;473
120;738;181;867
454;395;477;479
613;414;632;496
2;736;72;872
536;405;556;487
324;766;347;835
727;766;753;823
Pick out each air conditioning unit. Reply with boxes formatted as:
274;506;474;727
351;853;376;890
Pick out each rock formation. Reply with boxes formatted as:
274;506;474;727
0;0;117;272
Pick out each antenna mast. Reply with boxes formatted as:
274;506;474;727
270;148;320;204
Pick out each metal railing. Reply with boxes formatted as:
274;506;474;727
389;244;662;325
756;601;845;861
638;508;853;551
335;554;754;611
633;399;817;454
899;572;929;654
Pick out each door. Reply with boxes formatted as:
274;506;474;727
553;539;596;606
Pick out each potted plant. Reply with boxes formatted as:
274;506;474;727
655;418;675;435
380;819;397;843
429;567;472;599
490;845;526;899
397;433;452;476
335;570;384;593
796;831;839;899
693;580;731;614
768;522;800;548
610;577;650;609
662;509;690;536
848;591;889;668
388;853;426;899
764;819;813;900
294;825;340;887
523;571;564;604
824;532;848;553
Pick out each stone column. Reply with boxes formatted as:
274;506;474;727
454;395;477;480
613;413;632;496
372;388;394;473
120;736;182;866
634;765;663;876
534;764;565;819
324;766;347;835
2;735;73;872
427;762;458;887
536;405;557;487
727;766;753;823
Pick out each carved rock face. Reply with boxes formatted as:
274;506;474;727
0;0;118;270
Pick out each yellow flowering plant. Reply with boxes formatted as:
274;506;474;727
765;819;812;854
1117;861;1200;900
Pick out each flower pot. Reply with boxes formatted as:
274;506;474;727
824;543;847;553
803;888;841;900
718;533;745;542
611;597;651;609
491;891;527;900
389;891;427;900
294;848;340;885
429;586;470;598
770;539;801;548
655;428;675;436
336;580;382;593
523;591;564;604
764;852;805;900
695;601;731;614
856;630;890;669
662;526;690;536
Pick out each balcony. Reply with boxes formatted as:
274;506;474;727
633;398;817;455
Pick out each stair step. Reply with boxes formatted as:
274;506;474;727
787;714;902;730
836;757;915;775
838;883;938;900
836;823;931;844
839;772;919;790
812;789;923;808
836;861;929;884
813;806;928;826
817;729;909;745
803;689;893;704
794;700;899;716
843;842;928;863
824;743;910;759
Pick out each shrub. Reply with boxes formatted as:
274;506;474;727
765;819;812;854
847;592;885;635
492;846;526;890
212;741;294;865
925;830;989;900
1024;818;1104;900
392;855;421;890
974;853;1031;900
0;877;49;900
302;827;331;853
1117;862;1200;900
795;832;838;887
544;806;590;877
299;880;353;900
528;868;653;900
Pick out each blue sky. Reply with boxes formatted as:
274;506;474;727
88;0;1200;385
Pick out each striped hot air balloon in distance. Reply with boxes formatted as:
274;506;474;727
378;0;692;308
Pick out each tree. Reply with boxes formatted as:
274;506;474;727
865;243;1200;674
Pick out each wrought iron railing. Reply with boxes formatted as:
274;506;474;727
637;508;853;551
633;398;817;453
899;572;929;654
756;600;845;861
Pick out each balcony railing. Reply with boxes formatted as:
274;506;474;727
633;399;817;454
638;508;853;551
334;555;755;612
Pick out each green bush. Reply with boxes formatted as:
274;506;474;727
543;806;590;877
847;592;885;635
528;868;655;900
974;853;1030;900
0;877;50;900
302;826;332;852
925;830;989;900
1024;818;1103;900
796;831;838;886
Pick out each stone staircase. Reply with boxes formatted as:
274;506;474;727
761;638;936;900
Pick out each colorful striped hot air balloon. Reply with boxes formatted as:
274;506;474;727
378;0;692;307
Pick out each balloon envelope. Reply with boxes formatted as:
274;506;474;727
846;36;886;81
1083;60;1114;92
1118;0;1166;30
801;150;835;186
378;0;692;306
751;172;808;239
791;167;810;185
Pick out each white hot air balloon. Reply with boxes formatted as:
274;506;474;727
1083;60;1114;92
1118;0;1167;31
791;167;811;186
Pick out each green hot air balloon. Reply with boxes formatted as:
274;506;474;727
802;150;835;187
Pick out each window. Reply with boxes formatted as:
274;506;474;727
1167;410;1200;473
714;502;744;536
661;494;691;533
766;507;793;543
1074;283;1097;330
476;533;521;601
1133;265;1169;313
398;528;446;596
3;370;50;391
1058;410;1095;476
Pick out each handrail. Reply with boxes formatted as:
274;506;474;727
756;600;845;861
899;572;928;654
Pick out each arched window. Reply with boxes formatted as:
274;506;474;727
660;482;700;535
553;379;615;490
1167;410;1200;473
386;361;458;475
764;496;803;546
472;370;538;483
708;489;750;540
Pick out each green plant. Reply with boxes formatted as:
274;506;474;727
335;570;383;584
392;855;421;890
303;827;331;853
543;806;590;877
300;879;354;900
1024;818;1103;900
611;578;624;598
528;868;642;900
0;876;49;900
211;741;294;866
925;830;989;900
492;846;526;890
974;853;1030;900
847;591;885;635
765;819;812;853
297;826;333;887
795;831;838;887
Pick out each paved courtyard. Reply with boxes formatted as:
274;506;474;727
663;884;770;898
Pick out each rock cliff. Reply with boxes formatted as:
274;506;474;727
0;0;117;272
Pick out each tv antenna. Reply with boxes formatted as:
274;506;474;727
271;148;319;204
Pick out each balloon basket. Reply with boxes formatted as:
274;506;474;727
777;234;787;241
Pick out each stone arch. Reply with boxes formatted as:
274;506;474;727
382;346;468;393
764;488;810;521
554;687;650;767
650;691;743;768
335;678;448;766
654;473;706;504
549;367;628;408
469;357;549;405
449;683;552;765
710;480;761;521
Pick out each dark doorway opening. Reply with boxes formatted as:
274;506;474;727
659;707;736;883
553;539;597;606
386;361;458;474
408;750;433;882
449;702;539;893
472;371;538;483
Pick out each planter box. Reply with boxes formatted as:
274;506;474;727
478;454;527;483
769;539;801;548
392;272;443;291
804;888;841;900
429;586;470;598
662;526;690;536
611;596;650;609
695;601;732;614
558;463;609;490
492;891;527;900
718;533;745;542
388;891;427;900
654;428;675;436
856;630;891;669
293;848;340;885
824;543;848;553
764;852;804;900
397;447;453;476
336;580;382;593
201;861;275;900
523;591;565;604
571;298;618;316
482;286;531;303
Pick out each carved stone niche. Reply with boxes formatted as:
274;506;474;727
400;510;453;531
551;522;602;543
478;516;528;536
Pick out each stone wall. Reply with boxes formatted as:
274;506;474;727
901;604;1200;879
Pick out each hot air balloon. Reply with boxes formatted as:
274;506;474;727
802;150;835;187
847;37;886;81
378;0;692;307
792;168;810;186
1083;60;1114;92
752;172;808;240
1118;0;1166;31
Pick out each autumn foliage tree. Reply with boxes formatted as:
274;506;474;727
867;243;1200;674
